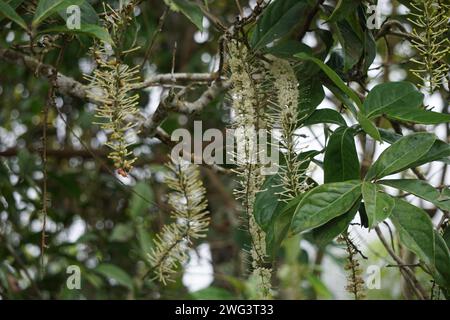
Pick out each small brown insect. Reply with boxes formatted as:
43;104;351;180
117;168;128;177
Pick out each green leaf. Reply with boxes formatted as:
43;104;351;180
433;231;450;289
362;28;376;72
0;0;27;30
361;182;395;227
443;227;450;249
410;139;450;167
251;0;309;49
33;0;84;27
310;200;359;248
390;198;435;266
363;82;424;119
264;39;312;59
379;179;450;212
357;112;381;141
58;1;99;25
294;52;363;111
325;82;358;115
365;132;436;181
128;182;153;218
109;223;134;242
333;15;364;71
327;0;360;22
291;180;361;233
384;108;450;124
257;175;316;256
165;0;203;31
255;165;315;258
0;0;24;23
304;109;347;126
297;76;325;119
323;126;359;183
306;274;333;299
265;192;309;258
379;128;402;144
363;81;450;124
95;264;133;290
41;24;113;44
136;225;153;255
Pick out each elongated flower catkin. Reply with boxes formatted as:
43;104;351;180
85;57;140;174
270;58;308;202
408;0;450;93
148;159;210;284
339;235;365;300
228;41;273;299
85;2;141;175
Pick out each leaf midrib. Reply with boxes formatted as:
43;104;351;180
300;182;361;222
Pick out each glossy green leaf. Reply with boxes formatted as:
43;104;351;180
362;182;395;227
363;82;424;118
0;0;27;30
379;179;450;212
264;39;312;59
166;0;203;31
137;225;153;255
41;24;113;44
0;0;24;23
295;52;363;110
390;198;435;266
323;126;359;183
333;13;364;71
266;193;303;258
95;264;133;290
443;227;450;249
327;0;360;22
392;200;449;289
304;109;347;126
297;77;325;119
291;180;361;233
379;129;402;144
384;108;450;124
109;223;134;242
433;231;450;289
251;0;309;49
362;29;376;72
33;0;84;27
409;139;450;167
357;112;381;141
324;82;358;115
58;1;99;25
365;133;436;180
310;200;359;247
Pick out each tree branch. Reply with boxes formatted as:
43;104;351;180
134;73;221;89
0;47;89;100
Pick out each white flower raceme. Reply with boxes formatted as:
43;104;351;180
85;55;140;174
228;40;273;299
148;159;209;284
249;214;272;297
85;3;141;176
409;0;450;93
270;58;308;202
